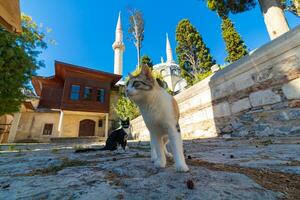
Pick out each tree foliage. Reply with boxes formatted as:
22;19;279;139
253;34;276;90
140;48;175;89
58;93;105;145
221;17;248;63
175;19;215;86
0;14;47;115
281;0;300;16
141;55;153;69
128;9;145;66
206;0;256;17
205;0;299;17
114;88;140;121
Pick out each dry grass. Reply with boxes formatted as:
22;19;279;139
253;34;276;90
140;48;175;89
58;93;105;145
187;159;300;200
17;158;87;176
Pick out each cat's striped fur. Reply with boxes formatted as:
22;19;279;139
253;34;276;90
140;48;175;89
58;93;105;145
125;65;189;172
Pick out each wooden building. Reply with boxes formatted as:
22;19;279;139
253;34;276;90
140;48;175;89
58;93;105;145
7;61;122;142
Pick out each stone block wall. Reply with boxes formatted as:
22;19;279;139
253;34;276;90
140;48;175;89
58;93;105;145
130;26;300;140
15;111;60;142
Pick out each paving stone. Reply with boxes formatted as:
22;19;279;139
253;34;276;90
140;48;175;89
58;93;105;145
0;137;299;200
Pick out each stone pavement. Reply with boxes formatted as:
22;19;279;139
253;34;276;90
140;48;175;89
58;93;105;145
0;137;299;200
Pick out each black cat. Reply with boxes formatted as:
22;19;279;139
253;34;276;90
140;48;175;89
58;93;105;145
100;127;128;151
75;119;129;153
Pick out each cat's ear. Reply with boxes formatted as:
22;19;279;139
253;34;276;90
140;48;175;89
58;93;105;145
141;65;154;82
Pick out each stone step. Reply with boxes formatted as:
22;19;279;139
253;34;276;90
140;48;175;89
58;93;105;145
50;136;106;143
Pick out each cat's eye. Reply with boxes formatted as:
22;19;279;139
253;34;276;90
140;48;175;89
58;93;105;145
134;82;141;88
133;81;142;88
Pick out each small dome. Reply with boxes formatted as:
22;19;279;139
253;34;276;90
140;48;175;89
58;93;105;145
153;62;180;70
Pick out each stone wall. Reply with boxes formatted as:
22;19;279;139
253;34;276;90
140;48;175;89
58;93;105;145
130;26;300;140
15;111;61;142
15;111;109;142
61;113;105;137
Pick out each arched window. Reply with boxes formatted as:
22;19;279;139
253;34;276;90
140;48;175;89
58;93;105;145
171;68;179;76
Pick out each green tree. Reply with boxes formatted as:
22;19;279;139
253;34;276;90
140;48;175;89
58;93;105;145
114;89;140;121
141;55;153;69
221;17;248;63
203;0;298;40
0;14;47;115
281;0;300;16
206;0;256;17
128;9;145;67
175;19;215;85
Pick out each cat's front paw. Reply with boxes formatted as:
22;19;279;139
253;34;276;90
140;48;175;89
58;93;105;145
154;160;166;168
175;164;189;172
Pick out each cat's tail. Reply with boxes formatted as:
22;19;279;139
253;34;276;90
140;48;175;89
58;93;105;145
98;146;109;151
74;146;108;153
74;148;96;153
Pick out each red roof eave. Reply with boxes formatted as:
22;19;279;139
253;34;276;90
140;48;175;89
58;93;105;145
54;60;122;85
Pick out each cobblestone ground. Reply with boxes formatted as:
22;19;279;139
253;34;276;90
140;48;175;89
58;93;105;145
0;137;299;200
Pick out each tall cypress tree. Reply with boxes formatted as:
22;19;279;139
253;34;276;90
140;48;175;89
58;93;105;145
176;19;215;85
221;17;248;63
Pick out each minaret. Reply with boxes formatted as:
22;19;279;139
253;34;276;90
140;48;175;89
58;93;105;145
166;33;174;64
112;12;125;76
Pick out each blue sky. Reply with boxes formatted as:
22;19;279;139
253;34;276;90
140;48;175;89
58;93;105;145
20;0;300;78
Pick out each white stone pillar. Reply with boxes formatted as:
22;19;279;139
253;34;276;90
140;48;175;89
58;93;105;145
105;113;109;138
258;0;290;40
211;64;220;73
58;110;64;137
8;112;22;143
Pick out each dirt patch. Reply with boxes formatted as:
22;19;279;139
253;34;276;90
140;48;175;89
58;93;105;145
16;157;88;176
104;170;129;189
187;159;300;200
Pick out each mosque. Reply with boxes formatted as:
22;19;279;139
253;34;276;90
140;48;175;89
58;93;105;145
152;34;187;93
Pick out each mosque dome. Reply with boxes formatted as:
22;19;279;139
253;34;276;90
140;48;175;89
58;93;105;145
152;34;187;93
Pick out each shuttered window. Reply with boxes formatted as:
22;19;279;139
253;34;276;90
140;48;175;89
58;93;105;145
83;87;93;100
70;85;80;100
43;123;53;135
97;89;105;103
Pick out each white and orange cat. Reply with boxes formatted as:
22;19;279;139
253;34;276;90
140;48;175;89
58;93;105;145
125;65;189;172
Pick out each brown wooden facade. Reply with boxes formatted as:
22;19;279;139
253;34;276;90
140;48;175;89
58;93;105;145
32;61;121;113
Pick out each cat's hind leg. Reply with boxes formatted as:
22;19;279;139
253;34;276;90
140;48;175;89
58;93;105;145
152;134;166;168
163;136;173;159
168;124;189;172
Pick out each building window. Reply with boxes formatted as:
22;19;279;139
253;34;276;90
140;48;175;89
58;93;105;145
98;120;103;127
97;89;105;103
70;85;80;100
171;68;179;76
43;123;53;135
83;87;93;100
